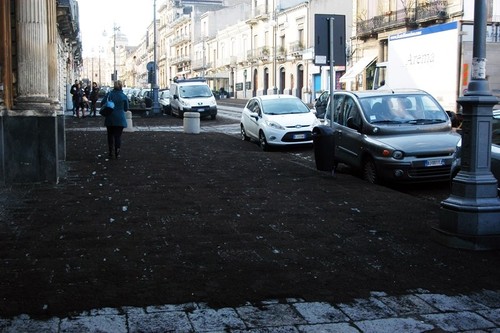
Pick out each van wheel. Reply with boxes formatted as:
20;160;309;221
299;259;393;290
211;114;216;120
363;158;379;184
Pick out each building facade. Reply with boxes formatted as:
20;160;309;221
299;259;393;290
0;0;82;185
342;0;500;102
90;0;353;103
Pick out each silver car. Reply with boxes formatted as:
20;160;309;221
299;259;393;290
322;90;461;184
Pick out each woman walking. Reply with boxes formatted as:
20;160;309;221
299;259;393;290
103;80;129;159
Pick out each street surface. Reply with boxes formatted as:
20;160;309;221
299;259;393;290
0;100;497;333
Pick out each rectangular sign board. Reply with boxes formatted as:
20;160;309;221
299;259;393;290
314;14;346;66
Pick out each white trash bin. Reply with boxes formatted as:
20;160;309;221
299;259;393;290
183;112;200;134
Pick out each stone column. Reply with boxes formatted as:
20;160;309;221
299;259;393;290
46;0;66;161
3;0;59;184
14;0;52;112
46;0;59;107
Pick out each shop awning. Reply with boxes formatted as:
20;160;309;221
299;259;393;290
339;52;377;82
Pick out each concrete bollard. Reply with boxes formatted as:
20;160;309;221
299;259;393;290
124;111;134;132
183;112;200;134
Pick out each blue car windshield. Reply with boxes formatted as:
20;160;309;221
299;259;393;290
261;98;310;115
360;94;448;124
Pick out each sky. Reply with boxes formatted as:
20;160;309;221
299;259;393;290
77;0;155;57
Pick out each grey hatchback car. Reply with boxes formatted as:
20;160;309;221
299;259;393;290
322;89;461;184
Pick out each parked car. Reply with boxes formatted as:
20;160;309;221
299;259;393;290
95;86;110;109
159;89;171;114
142;89;168;110
313;90;329;119
170;78;217;119
127;88;140;103
129;88;149;111
451;108;500;191
240;95;320;151
321;89;461;184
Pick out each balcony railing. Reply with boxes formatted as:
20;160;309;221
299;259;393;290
289;41;305;54
357;0;448;37
191;59;212;71
169;55;191;65
171;34;191;46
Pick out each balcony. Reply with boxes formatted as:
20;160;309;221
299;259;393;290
289;41;305;57
57;0;82;63
171;34;191;47
256;46;270;61
356;1;448;38
56;0;79;39
276;46;287;61
170;55;191;66
253;4;270;21
191;59;212;71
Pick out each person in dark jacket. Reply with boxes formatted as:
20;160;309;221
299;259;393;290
103;80;128;159
89;82;100;117
73;82;85;118
70;79;79;116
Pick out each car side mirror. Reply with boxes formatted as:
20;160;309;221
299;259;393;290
346;117;361;131
173;94;179;100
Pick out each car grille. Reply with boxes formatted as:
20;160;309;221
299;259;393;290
408;165;451;179
282;131;313;142
191;106;209;112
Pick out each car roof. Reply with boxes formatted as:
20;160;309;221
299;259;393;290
334;89;429;99
254;94;301;101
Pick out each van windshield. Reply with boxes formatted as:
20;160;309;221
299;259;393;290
179;85;213;98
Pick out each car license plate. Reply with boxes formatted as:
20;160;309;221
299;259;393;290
293;133;306;140
425;159;445;167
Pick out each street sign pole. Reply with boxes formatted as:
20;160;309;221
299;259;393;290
328;17;335;127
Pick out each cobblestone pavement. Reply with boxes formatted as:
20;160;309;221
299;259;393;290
1;290;499;332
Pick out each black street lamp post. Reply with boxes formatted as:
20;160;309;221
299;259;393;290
151;0;161;115
435;0;500;250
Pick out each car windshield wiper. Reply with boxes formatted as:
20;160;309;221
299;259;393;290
405;119;446;124
370;120;403;124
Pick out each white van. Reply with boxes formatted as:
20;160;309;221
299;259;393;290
170;78;217;120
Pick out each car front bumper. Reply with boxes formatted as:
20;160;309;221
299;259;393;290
374;157;454;183
265;128;314;146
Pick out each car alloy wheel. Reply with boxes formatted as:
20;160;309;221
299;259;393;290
241;125;250;141
259;131;269;151
363;158;379;184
